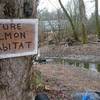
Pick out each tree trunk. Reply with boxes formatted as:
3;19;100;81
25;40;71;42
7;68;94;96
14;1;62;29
58;0;79;41
78;0;88;44
0;0;39;100
95;0;100;39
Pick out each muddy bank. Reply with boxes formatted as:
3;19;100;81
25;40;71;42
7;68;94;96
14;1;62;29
40;43;100;62
40;43;100;56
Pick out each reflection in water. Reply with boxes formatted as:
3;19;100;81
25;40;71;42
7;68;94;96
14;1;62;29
66;60;100;72
97;64;100;72
46;58;100;72
84;63;89;69
67;60;100;72
89;63;97;72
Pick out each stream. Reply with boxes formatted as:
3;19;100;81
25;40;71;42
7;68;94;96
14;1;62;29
45;57;100;72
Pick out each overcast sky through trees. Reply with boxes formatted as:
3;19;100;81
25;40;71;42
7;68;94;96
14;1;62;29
38;0;100;18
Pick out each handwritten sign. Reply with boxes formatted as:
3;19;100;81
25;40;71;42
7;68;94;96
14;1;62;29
0;19;38;59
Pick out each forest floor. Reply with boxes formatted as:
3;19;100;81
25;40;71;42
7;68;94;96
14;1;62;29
32;42;100;99
40;42;100;57
34;64;100;100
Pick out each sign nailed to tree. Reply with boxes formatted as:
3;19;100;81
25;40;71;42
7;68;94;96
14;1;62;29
0;19;38;59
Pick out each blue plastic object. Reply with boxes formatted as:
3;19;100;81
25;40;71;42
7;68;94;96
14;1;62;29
82;92;95;100
82;95;90;100
72;91;100;100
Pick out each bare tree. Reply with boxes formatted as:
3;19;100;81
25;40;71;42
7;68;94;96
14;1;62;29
0;0;39;100
58;0;79;41
78;0;88;43
67;0;80;38
95;0;100;39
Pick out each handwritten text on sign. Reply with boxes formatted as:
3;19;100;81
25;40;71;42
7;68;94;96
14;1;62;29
0;19;38;59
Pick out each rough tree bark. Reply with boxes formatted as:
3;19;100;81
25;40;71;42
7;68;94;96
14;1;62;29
0;0;39;100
